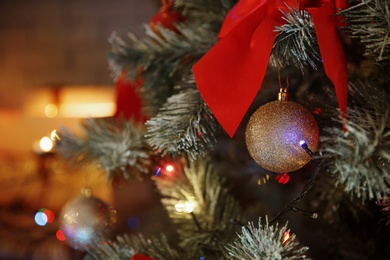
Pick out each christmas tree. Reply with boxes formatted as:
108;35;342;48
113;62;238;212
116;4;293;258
56;0;390;259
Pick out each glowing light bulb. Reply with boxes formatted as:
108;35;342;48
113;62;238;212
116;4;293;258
299;140;313;156
50;130;60;141
39;137;53;152
165;165;174;172
282;231;291;244
175;201;196;213
155;167;162;176
275;172;290;185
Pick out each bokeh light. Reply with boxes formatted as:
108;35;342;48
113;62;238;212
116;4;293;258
34;208;55;226
165;164;174;172
56;230;66;241
42;208;55;223
127;216;140;230
39;137;53;152
282;231;291;244
175;201;196;213
34;212;48;226
275;172;290;185
44;103;58;118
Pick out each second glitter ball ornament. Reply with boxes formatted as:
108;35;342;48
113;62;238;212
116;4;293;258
59;188;117;251
245;88;319;173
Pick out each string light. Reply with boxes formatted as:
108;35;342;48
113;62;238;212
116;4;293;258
165;164;174;172
154;164;176;177
39;137;54;152
257;174;270;186
56;230;66;241
155;167;162;176
282;231;291;244
275;173;290;184
299;140;314;156
175;200;197;213
50;130;60;141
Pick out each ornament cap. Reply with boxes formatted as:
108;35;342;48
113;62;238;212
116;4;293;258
81;187;92;198
278;88;289;101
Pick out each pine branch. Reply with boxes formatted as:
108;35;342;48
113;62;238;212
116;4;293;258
174;0;235;14
85;234;181;260
226;217;309;259
145;77;218;160
270;162;322;225
318;82;390;201
340;0;390;62
154;157;241;258
377;181;390;226
56;118;152;181
271;5;320;71
108;1;232;116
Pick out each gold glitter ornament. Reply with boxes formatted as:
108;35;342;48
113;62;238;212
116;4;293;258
245;89;319;173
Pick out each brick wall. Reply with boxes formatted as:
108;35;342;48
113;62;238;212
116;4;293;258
0;0;158;91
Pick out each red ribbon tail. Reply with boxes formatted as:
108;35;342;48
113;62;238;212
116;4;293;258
307;2;348;119
193;8;277;137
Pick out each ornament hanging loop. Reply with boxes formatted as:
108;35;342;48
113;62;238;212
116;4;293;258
278;87;289;101
277;67;289;101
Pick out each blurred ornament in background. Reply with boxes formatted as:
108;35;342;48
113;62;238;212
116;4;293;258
245;88;319;173
114;69;145;122
149;0;184;35
58;188;117;251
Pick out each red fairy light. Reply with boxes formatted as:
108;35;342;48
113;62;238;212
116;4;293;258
149;0;184;35
314;107;322;115
130;254;154;260
275;172;290;184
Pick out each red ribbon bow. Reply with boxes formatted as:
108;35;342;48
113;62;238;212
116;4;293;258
193;0;348;137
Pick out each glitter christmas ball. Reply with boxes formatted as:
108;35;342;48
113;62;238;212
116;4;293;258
59;194;116;251
245;100;319;173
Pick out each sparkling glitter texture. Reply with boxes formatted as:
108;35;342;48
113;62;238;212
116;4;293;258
59;195;116;251
245;100;319;173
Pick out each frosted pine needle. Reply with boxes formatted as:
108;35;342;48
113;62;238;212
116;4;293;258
320;107;390;201
145;78;218;160
340;0;390;61
226;217;309;260
57;118;151;181
271;5;320;71
85;234;181;260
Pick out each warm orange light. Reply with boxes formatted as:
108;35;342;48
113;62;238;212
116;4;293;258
282;231;291;244
44;103;58;118
58;102;115;117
